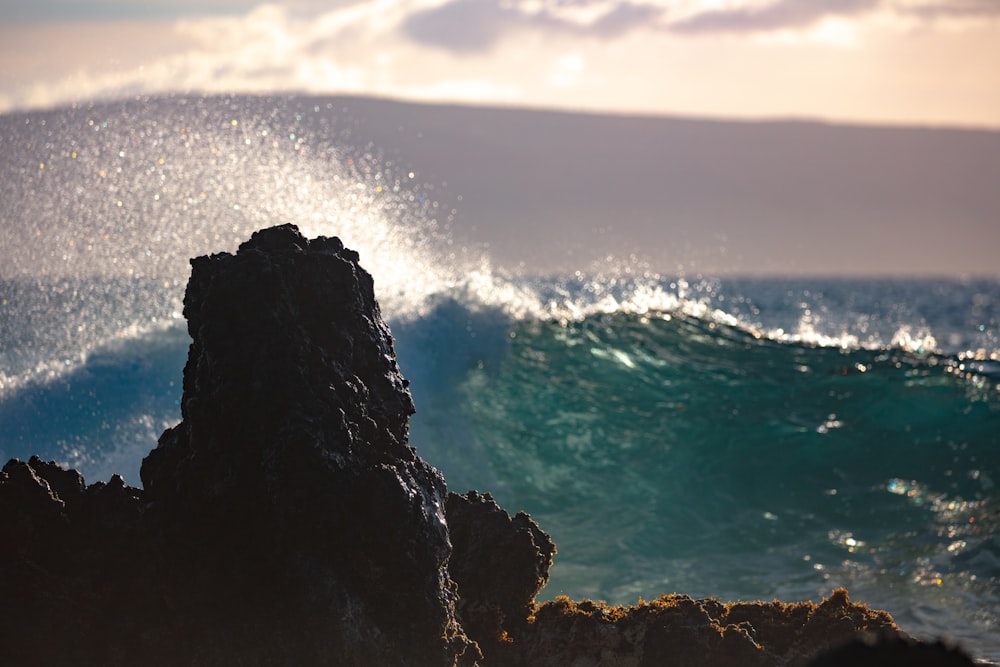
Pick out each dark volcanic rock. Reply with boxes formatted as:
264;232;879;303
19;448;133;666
0;455;144;664
446;490;556;660
138;224;476;665
495;589;903;667
808;632;977;666
1;225;476;666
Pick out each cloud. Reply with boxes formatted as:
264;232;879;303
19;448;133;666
397;0;1000;51
896;0;1000;19
400;0;513;52
0;0;261;24
591;2;665;37
669;0;880;34
400;0;663;53
1;0;998;128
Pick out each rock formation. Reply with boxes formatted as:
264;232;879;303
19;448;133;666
138;225;474;664
495;588;914;667
807;632;976;666
0;225;976;665
2;225;476;665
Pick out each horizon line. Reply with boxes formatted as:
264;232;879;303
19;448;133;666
3;90;999;134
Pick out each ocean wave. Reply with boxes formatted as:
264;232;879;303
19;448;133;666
2;95;996;395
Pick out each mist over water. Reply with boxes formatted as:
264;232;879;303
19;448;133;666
2;95;999;661
1;96;495;394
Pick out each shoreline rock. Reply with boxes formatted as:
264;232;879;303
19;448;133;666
139;224;474;664
0;225;974;665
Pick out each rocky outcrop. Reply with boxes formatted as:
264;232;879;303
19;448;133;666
446;490;556;661
807;633;976;666
138;224;474;665
0;456;145;664
497;588;906;667
2;225;476;665
0;225;975;666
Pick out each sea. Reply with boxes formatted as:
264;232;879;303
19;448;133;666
1;96;998;662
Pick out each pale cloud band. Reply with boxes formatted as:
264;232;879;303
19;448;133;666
1;0;998;127
401;0;1000;46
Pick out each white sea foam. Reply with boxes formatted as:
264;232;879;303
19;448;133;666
2;95;997;401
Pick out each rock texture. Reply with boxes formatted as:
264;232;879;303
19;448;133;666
500;588;905;667
0;456;144;664
138;224;474;664
2;225;476;665
446;490;556;661
0;225;977;666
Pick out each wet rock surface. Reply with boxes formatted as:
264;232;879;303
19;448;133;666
0;225;976;665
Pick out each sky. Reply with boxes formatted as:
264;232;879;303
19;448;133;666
1;0;999;128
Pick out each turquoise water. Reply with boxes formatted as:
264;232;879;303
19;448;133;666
394;288;999;660
2;96;998;661
4;278;996;657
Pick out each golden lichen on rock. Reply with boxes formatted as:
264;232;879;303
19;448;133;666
476;587;903;666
